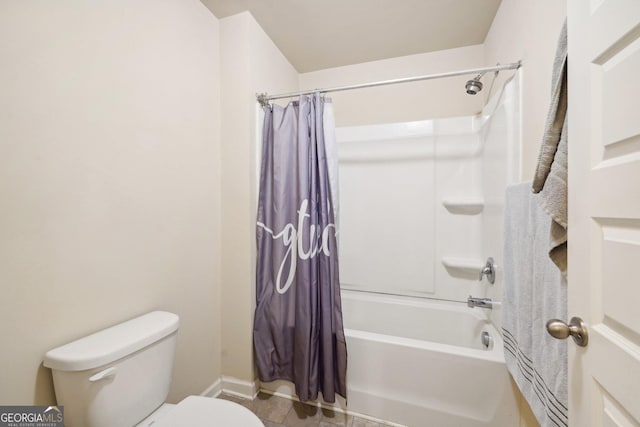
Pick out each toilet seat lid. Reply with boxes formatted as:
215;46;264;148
151;396;264;427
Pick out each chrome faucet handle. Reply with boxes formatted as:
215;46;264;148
479;257;495;284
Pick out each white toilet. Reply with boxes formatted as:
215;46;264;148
43;311;264;427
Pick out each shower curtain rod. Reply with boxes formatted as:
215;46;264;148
256;61;521;107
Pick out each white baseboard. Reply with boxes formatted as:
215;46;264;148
200;378;222;398
222;376;259;399
200;376;258;400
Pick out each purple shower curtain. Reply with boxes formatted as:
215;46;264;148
253;94;347;403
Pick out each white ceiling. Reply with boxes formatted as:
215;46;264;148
200;0;503;73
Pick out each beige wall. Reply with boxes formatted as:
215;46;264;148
299;45;485;126
220;12;298;383
484;0;567;181
0;0;222;404
484;1;567;425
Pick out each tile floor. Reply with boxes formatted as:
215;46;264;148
218;392;392;427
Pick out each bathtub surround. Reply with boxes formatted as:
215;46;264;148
336;76;520;308
254;95;347;403
256;76;520;426
503;183;567;427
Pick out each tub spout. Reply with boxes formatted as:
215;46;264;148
467;296;493;309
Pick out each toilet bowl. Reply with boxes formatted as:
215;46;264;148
43;311;264;427
138;396;262;427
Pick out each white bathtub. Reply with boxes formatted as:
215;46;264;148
341;290;518;427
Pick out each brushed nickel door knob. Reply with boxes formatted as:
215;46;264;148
546;317;588;347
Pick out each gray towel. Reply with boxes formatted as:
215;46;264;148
532;20;568;273
503;182;567;427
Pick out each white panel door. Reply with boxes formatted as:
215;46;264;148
568;0;640;425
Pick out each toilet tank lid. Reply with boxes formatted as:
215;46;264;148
43;311;179;372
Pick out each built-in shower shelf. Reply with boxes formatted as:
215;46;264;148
442;199;484;215
441;257;484;278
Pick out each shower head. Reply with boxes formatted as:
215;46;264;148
465;75;484;95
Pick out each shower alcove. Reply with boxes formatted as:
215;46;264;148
260;75;521;426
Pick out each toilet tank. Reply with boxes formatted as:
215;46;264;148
43;311;179;427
